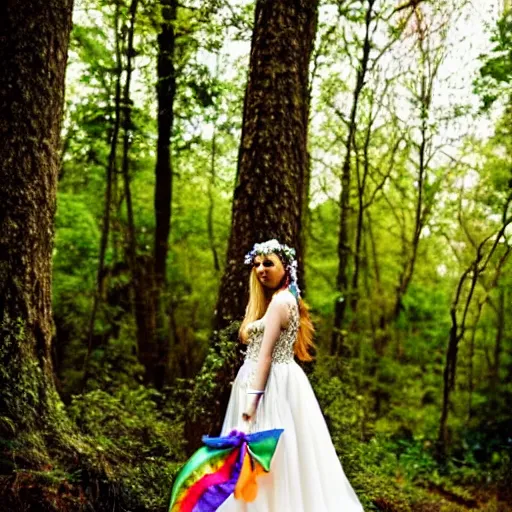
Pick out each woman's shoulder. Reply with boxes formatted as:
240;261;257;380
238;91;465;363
269;290;298;329
271;288;297;307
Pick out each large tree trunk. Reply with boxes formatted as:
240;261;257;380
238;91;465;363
185;0;319;453
215;0;319;329
0;0;73;431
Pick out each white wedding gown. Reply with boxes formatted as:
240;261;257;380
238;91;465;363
218;295;364;512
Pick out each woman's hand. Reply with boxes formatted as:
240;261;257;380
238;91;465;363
242;393;261;423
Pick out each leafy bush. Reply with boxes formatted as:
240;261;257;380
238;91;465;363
67;385;184;509
69;385;184;460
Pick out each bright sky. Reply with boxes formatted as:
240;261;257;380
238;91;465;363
435;0;503;135
211;0;503;147
69;0;505;193
306;0;505;204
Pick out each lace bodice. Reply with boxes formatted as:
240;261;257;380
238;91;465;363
244;298;300;364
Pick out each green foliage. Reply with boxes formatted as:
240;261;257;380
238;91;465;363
31;0;512;510
68;385;185;509
80;334;145;394
53;194;99;342
475;11;512;110
308;358;464;511
69;385;184;460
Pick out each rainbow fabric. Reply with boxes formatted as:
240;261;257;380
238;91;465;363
169;429;284;512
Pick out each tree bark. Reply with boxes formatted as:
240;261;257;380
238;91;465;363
154;0;177;289
215;0;319;329
0;0;73;431
186;0;319;450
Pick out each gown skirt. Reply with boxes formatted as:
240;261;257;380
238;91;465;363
217;358;364;512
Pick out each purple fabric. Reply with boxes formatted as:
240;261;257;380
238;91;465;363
192;480;237;512
192;442;245;512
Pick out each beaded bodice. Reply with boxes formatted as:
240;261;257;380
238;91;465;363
244;300;300;364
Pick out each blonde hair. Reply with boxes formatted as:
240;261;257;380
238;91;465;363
239;254;315;362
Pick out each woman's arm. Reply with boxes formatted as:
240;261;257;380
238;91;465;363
242;294;291;423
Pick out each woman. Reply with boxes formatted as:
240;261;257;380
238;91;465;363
218;239;363;511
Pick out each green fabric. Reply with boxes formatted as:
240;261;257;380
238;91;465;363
247;435;282;471
169;446;232;509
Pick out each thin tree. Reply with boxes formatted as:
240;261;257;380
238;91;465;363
331;0;376;356
350;79;401;319
330;0;418;355
437;199;512;458
392;6;440;322
83;1;124;385
207;55;222;273
150;0;178;389
118;0;155;385
373;4;452;359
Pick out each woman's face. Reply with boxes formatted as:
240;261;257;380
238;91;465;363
252;253;286;290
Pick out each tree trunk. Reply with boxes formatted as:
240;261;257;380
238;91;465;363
393;68;428;321
154;0;176;289
331;0;374;356
185;0;319;451
207;54;222;274
150;0;178;389
377;7;440;357
83;1;123;386
0;0;73;432
117;0;156;386
350;94;376;318
215;0;319;329
207;124;221;272
490;287;505;392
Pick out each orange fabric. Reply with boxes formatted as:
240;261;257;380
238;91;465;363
234;452;266;502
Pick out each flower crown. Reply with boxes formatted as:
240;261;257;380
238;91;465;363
244;239;301;301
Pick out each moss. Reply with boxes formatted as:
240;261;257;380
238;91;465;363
182;321;241;452
0;317;43;433
0;311;190;511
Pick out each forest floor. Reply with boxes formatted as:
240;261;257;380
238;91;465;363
1;464;511;512
366;480;511;512
408;485;509;512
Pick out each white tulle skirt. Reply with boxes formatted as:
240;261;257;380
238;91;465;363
217;359;364;512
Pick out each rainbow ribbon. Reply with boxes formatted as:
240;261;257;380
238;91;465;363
169;428;284;512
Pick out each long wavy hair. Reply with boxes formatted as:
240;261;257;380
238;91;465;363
239;253;315;362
